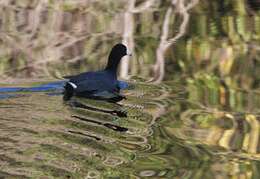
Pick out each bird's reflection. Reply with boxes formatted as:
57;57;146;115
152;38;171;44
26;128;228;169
68;129;101;140
66;99;127;118
72;115;128;132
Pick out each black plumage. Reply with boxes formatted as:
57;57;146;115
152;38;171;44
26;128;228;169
63;43;130;102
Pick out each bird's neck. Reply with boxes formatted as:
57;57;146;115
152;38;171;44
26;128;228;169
105;54;121;74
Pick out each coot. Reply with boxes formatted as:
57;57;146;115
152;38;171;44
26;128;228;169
63;43;131;102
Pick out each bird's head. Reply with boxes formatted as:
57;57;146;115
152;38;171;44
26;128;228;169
111;43;131;58
106;43;131;71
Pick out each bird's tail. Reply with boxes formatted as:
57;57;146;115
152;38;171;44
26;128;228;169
63;82;77;101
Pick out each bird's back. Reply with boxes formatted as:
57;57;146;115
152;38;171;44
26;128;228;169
66;70;118;93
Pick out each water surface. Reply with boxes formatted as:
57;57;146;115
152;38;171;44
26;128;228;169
0;78;259;178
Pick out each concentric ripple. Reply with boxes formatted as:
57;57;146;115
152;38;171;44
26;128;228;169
0;79;260;178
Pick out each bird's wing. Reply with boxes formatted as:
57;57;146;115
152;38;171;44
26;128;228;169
73;74;114;93
72;79;103;93
64;71;95;82
65;70;117;93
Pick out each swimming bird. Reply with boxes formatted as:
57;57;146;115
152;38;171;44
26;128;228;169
63;43;131;102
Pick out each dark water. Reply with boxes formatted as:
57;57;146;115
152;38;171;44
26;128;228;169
0;78;259;178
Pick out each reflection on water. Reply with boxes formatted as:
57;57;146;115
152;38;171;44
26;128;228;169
0;78;259;178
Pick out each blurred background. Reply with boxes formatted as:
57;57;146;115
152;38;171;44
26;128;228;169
0;0;259;86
